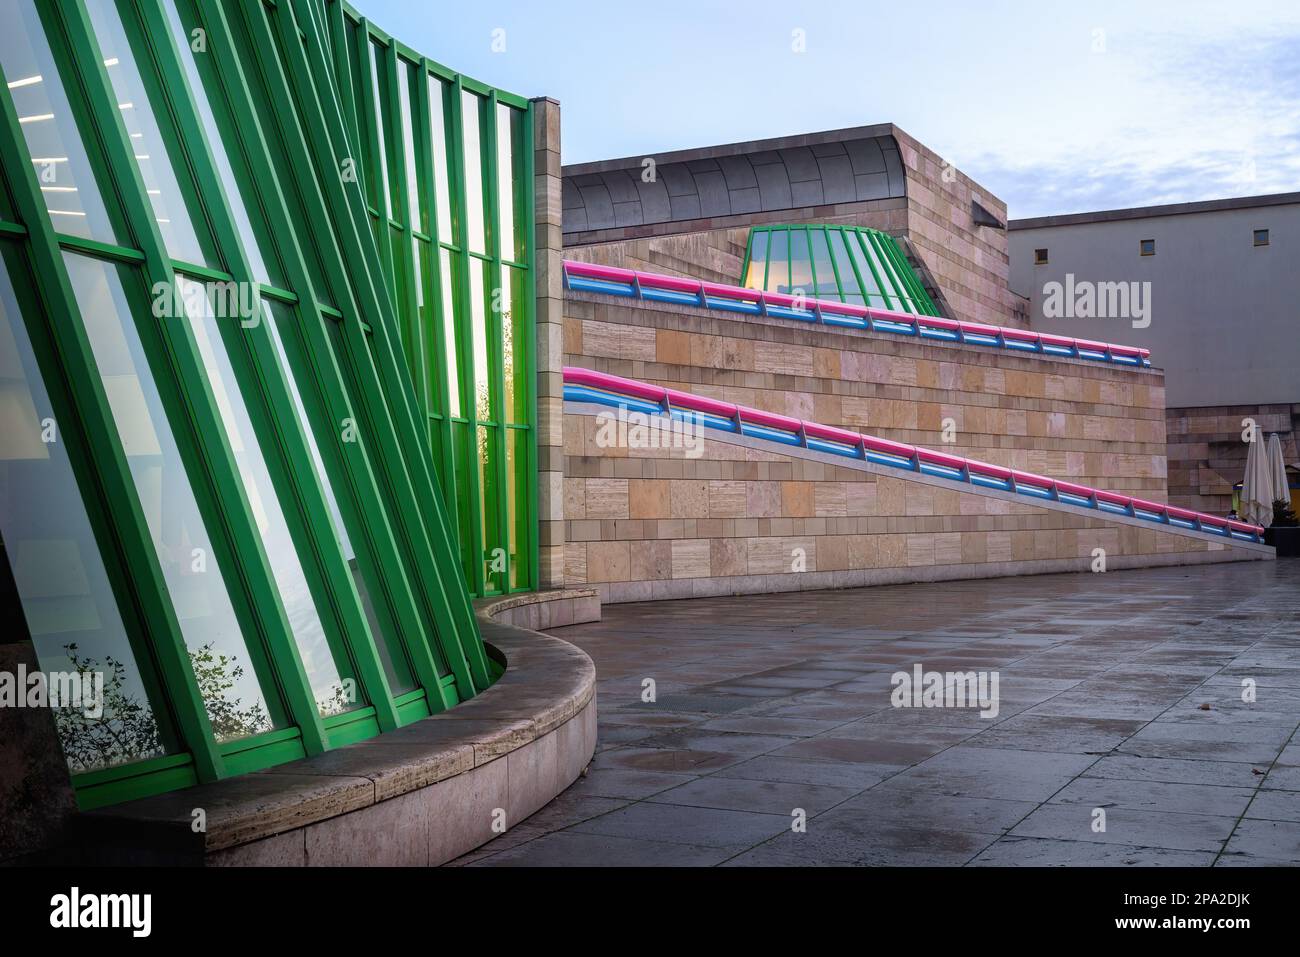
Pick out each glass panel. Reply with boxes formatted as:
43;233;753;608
469;256;490;420
764;228;788;294
450;419;472;582
161;0;278;285
0;0;117;242
84;0;206;264
828;230;863;304
743;231;767;289
477;424;500;592
461;91;486;254
787;228;812;298
396;58;423;233
808;228;838;300
506;428;528;590
0;249;164;772
847;230;884;306
439;247;461;416
64;252;277;742
427;76;453;242
495;103;524;262
500;264;528;425
367;41;392;218
268;304;415;695
181;278;352;717
411;236;430;408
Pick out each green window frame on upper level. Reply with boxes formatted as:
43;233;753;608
740;224;941;317
0;0;520;811
330;4;537;600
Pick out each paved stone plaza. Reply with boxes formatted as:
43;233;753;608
454;561;1300;866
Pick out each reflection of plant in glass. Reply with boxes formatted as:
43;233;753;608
315;682;353;717
54;643;163;773
188;642;270;741
53;641;273;770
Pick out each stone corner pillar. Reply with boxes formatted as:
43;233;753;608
531;96;565;590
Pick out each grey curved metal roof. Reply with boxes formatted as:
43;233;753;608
562;134;905;235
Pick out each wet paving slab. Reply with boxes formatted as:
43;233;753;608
453;560;1300;866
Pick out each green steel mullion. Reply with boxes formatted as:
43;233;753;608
325;0;358;150
417;59;457;500
352;18;390;273
275;0;470;694
450;76;488;600
292;0;488;689
857;228;893;311
382;41;426;408
521;100;538;591
738;230;751;289
821;225;847;303
267;0;485;696
135;0;399;732
885;233;937;315
785;225;792;296
185;0;427;709
0;37;223;780
835;226;872;309
57;0;328;755
759;226;771;291
484;90;510;595
216;0;452;711
874;231;910;309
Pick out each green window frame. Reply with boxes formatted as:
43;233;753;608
740;224;942;317
0;0;524;810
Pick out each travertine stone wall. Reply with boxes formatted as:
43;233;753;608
562;414;1248;604
532;97;565;589
559;293;1206;601
1167;403;1299;513
565;292;1169;497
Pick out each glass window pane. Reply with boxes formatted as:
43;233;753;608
828;230;863;301
181;277;352;717
743;231;767;289
506;428;528;590
461;91;486;254
847;231;884;305
439;247;461;417
411;236;430;408
0;0;117;242
495;103;524;262
396;58;423;233
477;424;500;592
84;0;206;264
267;304;415;695
469;257;490;420
161;0;278;285
808;228;838;300
500;264;528;425
764;228;788;294
367;41;393;218
0;249;164;772
64;252;277;743
427;76;453;242
788;228;812;298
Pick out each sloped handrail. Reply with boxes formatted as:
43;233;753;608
563;260;1153;369
562;366;1264;544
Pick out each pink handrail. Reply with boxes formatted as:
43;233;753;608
563;259;1152;361
562;367;1261;537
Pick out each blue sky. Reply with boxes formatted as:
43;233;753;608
361;0;1300;218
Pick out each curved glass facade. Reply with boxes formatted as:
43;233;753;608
741;224;941;316
0;0;535;808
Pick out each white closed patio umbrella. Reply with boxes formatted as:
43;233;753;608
1240;429;1274;526
1267;433;1289;513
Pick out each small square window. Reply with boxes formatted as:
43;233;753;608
1034;248;1049;265
1254;229;1270;246
1139;238;1155;256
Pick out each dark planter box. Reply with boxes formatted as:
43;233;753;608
1264;526;1300;557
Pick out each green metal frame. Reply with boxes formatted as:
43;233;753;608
739;223;941;317
0;0;535;810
